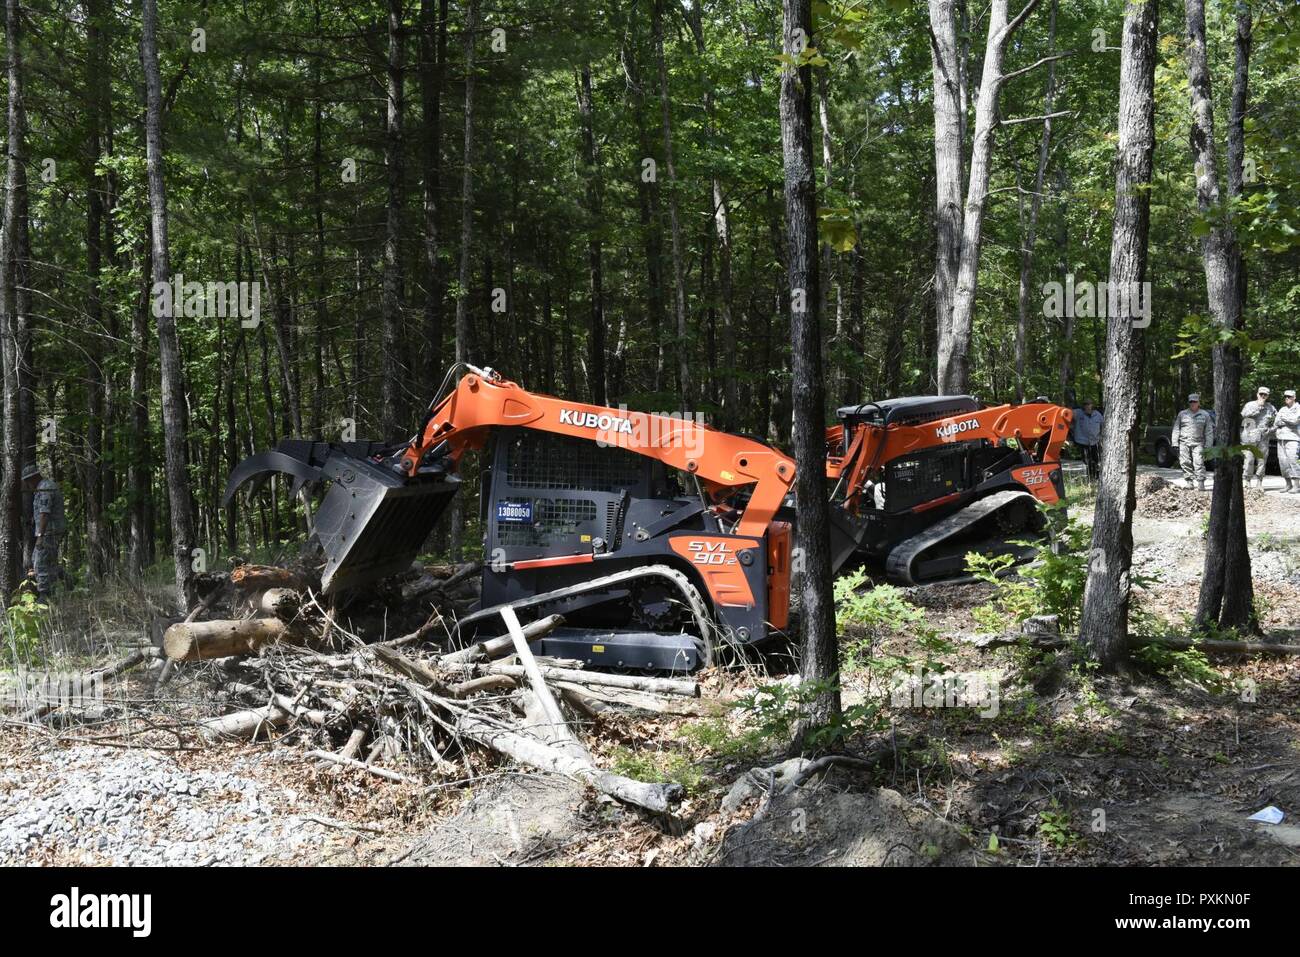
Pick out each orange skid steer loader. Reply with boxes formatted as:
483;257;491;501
224;365;1071;670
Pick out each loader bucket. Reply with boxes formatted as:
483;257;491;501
223;441;460;595
311;455;460;593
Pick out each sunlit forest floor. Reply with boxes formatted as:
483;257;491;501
2;464;1298;866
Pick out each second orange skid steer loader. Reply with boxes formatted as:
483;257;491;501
224;365;1071;670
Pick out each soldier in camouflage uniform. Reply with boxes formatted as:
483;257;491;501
22;464;66;598
1277;390;1300;494
1171;393;1215;490
1241;386;1276;489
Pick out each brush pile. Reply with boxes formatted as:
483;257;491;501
153;561;703;815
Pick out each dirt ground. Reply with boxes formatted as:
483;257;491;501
2;469;1299;867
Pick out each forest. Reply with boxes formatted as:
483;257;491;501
0;0;1297;874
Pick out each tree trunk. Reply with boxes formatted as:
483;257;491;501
420;0;448;395
79;0;109;580
1218;5;1254;632
927;0;964;394
940;0;1044;395
576;65;606;406
687;1;736;426
1185;0;1251;632
1014;0;1058;403
621;33;666;393
652;0;690;411
449;0;477;562
0;0;25;599
780;0;839;733
381;0;406;439
142;0;198;610
1078;0;1159;671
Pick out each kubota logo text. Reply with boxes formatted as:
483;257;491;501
558;408;634;435
936;417;980;440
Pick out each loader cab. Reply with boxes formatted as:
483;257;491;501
472;427;783;669
836;395;980;430
479;427;688;564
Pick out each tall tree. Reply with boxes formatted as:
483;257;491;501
686;0;736;426
1078;0;1159;671
577;64;606;406
0;0;27;599
927;0;965;393
653;0;690;410
420;0;448;392
84;0;109;579
1218;2;1255;631
1189;0;1254;631
935;0;1043;394
449;0;478;562
780;0;839;732
381;0;407;438
142;0;198;609
1014;0;1059;403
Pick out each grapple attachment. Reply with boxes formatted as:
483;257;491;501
223;440;459;594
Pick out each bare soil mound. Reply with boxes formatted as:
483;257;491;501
717;782;982;867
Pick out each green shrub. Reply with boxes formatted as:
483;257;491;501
4;591;45;666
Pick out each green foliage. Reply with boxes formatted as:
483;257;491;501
1134;638;1231;694
834;569;951;681
967;504;1128;633
1036;800;1080;850
735;678;884;753
608;746;705;794
4;591;46;665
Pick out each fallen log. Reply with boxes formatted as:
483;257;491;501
456;712;683;814
259;588;302;618
338;721;371;762
1130;634;1300;656
164;617;299;661
230;564;312;591
965;628;1300;657
199;702;290;741
440;613;565;664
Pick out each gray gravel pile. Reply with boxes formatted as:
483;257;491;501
1133;534;1298;587
0;745;339;865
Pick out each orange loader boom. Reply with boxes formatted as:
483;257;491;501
398;367;797;539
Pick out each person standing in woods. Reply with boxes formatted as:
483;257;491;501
21;465;65;598
1276;389;1300;493
1240;386;1275;489
1070;399;1103;481
1172;393;1214;490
